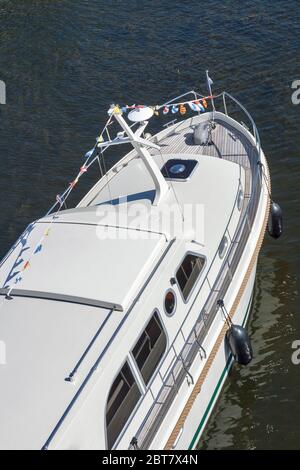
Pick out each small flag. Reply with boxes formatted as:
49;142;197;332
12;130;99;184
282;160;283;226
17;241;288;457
163;106;169;115
69;179;78;188
206;73;213;87
121;106;127;113
179;104;186;115
189;101;205;112
23;261;30;270
34;244;42;254
202;98;208;108
206;70;215;111
84;149;94;159
171;105;178;114
56;194;64;206
113;105;121;114
189;102;198;111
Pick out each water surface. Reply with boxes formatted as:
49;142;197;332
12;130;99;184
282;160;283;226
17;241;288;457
0;0;299;450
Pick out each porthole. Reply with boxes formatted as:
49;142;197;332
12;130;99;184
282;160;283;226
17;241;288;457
164;289;177;316
237;189;244;211
218;236;228;259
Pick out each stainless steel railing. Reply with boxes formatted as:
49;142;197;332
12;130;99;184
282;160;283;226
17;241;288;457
132;92;263;449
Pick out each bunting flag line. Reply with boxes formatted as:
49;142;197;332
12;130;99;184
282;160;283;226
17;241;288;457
110;95;213;117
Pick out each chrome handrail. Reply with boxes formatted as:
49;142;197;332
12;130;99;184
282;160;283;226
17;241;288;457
222;91;261;162
132;91;263;449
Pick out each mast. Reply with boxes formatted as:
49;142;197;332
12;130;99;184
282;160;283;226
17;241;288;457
109;107;169;206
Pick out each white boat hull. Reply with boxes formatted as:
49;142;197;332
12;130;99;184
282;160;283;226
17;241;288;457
179;261;257;450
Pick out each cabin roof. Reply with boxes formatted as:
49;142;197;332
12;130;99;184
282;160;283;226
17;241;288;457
0;296;114;449
0;220;167;312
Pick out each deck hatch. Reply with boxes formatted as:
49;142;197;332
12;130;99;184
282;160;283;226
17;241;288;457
161;158;198;181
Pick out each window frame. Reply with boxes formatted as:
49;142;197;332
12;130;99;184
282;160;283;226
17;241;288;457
218;235;229;259
130;309;168;389
174;251;207;303
237;187;244;211
105;359;143;450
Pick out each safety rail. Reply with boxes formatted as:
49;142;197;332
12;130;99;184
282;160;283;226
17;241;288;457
130;92;263;450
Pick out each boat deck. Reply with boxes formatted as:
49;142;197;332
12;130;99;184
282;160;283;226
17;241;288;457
150;118;255;199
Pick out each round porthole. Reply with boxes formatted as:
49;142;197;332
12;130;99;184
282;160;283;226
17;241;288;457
237;189;244;211
218;236;228;259
164;290;176;316
169;163;186;175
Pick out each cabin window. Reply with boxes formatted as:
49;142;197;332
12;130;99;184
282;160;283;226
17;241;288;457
106;362;141;449
132;311;167;385
176;254;205;301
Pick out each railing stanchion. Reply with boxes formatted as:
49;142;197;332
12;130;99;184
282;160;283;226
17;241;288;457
223;92;228;115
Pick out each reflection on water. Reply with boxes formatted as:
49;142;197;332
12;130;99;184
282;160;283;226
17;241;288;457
0;0;299;449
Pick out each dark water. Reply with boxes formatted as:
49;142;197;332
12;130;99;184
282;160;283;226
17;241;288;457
0;0;299;450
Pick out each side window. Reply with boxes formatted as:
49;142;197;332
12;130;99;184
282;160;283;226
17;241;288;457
176;254;205;301
106;362;141;449
132;311;167;385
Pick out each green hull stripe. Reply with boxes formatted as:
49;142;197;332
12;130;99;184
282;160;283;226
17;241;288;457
188;295;253;449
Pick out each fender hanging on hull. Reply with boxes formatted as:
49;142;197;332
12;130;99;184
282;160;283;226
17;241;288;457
226;324;253;366
268;201;283;239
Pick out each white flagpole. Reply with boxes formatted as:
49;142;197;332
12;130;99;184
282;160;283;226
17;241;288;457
206;70;216;114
